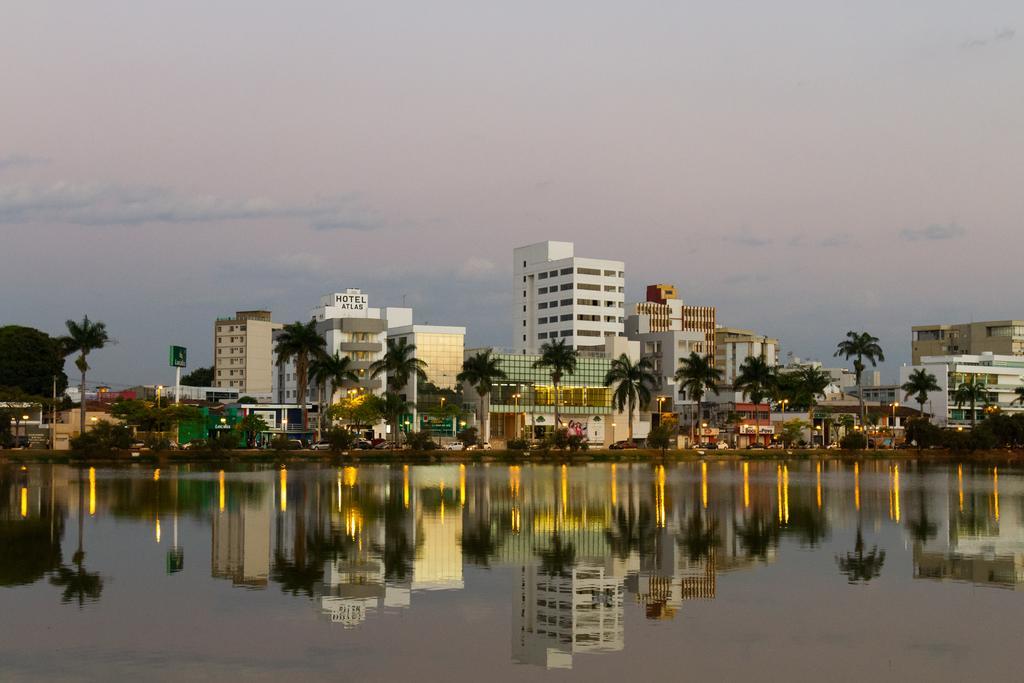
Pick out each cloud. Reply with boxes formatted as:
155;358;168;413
0;180;379;230
899;223;966;242
721;228;772;247
0;154;48;171
962;27;1015;49
457;257;498;280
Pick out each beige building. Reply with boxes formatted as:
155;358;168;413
634;283;716;360
715;327;780;384
912;320;1024;364
213;310;282;398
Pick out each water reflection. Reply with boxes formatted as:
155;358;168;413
2;459;1024;672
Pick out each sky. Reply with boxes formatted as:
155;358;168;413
1;1;1022;388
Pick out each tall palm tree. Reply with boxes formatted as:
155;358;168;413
378;392;413;446
274;320;326;433
901;368;941;420
369;337;429;393
674;352;723;445
953;377;988;428
834;331;885;428
532;339;579;430
308;352;360;435
63;316;110;436
457;350;507;445
604;354;657;442
792;366;831;442
733;355;776;445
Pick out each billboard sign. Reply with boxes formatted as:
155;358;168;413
169;346;187;368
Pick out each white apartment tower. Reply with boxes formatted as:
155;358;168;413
513;241;625;354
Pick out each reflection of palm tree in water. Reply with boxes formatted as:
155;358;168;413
836;525;886;583
50;469;103;606
679;505;719;563
536;533;576;577
736;510;780;561
605;503;656;561
461;520;499;567
907;476;937;546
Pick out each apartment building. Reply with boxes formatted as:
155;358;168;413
912;320;1024;364
212;310;282;398
898;352;1024;427
633;283;717;360
714;327;780;385
513;241;625;354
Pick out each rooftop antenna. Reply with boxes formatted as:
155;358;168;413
402;294;407;307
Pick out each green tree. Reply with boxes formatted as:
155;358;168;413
901;368;941;420
457;350;507;445
646;423;674;456
237;414;270;446
370;337;428;394
834;331;885;429
674;352;723;444
1013;380;1024;407
0;325;68;397
274;320;326;433
733;355;776;444
327;393;383;427
780;418;810;447
62;316;110;437
792;366;831;433
604;354;657;442
532;339;579;430
308;351;359;435
953;377;989;428
180;366;214;386
379;392;413;446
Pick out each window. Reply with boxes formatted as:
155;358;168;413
538;302;548;309
560;314;572;321
578;314;600;321
560;283;573;291
577;298;599;306
605;315;617;322
560;299;572;306
522;276;526;282
603;269;616;277
522;290;526;297
577;267;602;276
523;320;526;326
618;271;624;277
549;270;558;277
578;330;601;337
538;272;548;279
560;330;572;337
578;283;600;291
523;335;526;341
538;332;548;339
523;305;526;312
603;285;616;292
538;287;548;294
538;317;547;324
560;268;572;275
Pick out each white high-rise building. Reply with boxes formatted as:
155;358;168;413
513;241;625;354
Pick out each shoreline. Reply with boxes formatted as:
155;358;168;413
3;447;1024;466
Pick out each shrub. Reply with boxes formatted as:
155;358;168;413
325;428;356;452
457;426;478;445
270;435;300;452
506;437;530;450
406;431;438;451
545;428;571;451
205;431;238;454
70;422;134;455
567;434;588;452
839;432;867;450
904;418;943;449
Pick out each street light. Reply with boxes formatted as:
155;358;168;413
780;398;789;415
157;385;164;409
512;392;521;440
890;401;899;447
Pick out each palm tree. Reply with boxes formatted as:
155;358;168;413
369;337;428;393
308;352;360;436
63;316;110;436
901;368;941;420
457;350;507;445
532;339;579;430
1013;380;1024;407
953;377;988;428
733;355;776;445
604;354;657;442
834;331;885;429
274;320;326;433
792;366;831;443
378;392;413;446
674;352;723;445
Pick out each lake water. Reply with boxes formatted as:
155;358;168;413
1;460;1021;681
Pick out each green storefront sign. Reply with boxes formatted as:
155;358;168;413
169;345;187;368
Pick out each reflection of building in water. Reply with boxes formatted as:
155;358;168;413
319;559;411;627
913;468;1024;589
212;485;271;588
513;563;624;670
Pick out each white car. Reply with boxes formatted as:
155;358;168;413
466;442;492;451
310;441;331;451
444;441;465;451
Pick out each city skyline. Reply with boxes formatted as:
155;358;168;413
3;2;1023;386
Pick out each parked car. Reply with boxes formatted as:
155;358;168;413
466;442;491;451
746;442;766;450
355;440;374;450
373;441;402;450
609;440;636;450
310;441;331;451
444;441;465;451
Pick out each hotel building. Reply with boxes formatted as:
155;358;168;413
513;241;625;354
912;320;1024;364
212;310;282;398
